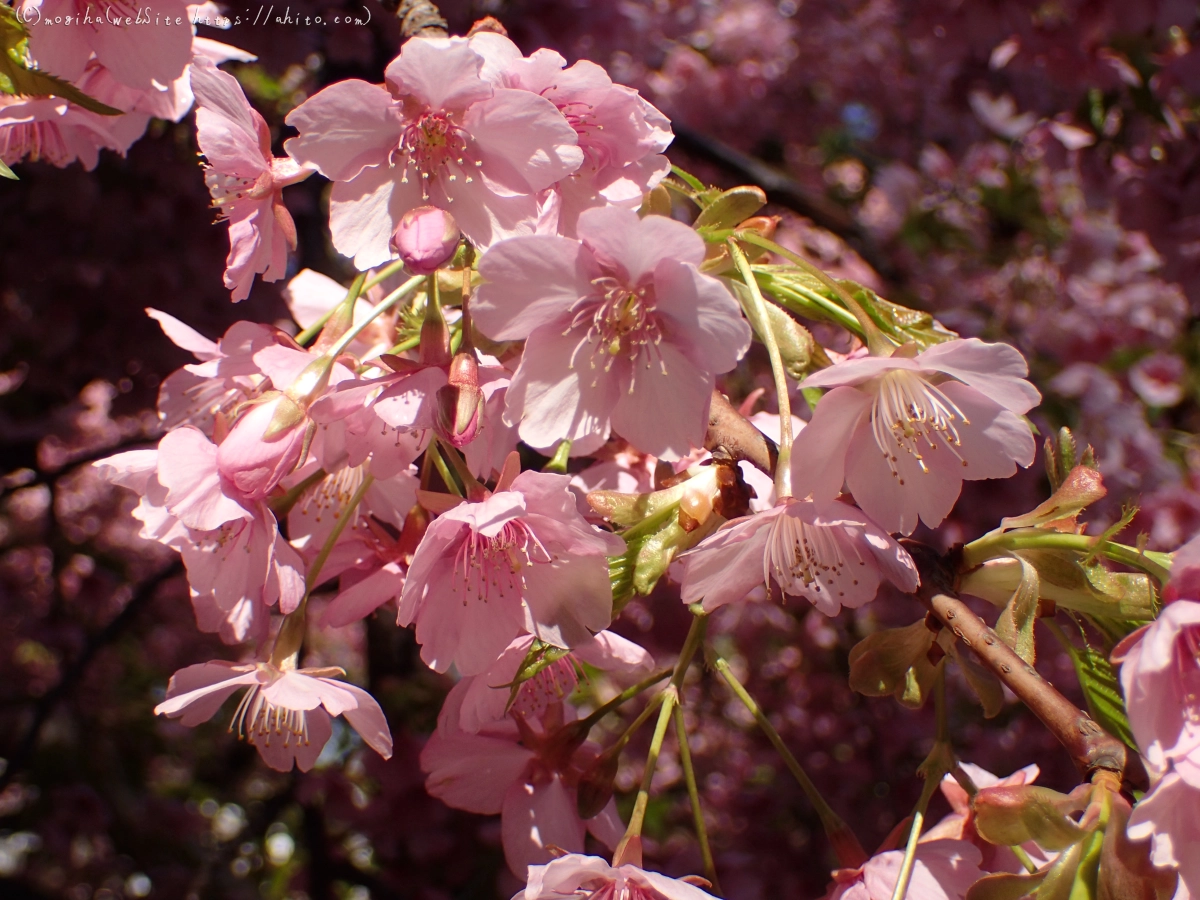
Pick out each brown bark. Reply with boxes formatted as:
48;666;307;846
705;389;778;476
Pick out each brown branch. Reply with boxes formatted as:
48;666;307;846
392;0;447;37
906;544;1148;792
705;389;777;476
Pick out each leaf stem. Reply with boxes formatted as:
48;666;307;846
674;704;720;892
573;668;673;735
729;240;792;498
710;651;867;867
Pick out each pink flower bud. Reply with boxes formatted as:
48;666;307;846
435;352;484;447
390;206;460;275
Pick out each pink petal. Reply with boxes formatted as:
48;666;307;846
465;89;583;194
576;207;705;283
610;342;712;461
918;338;1041;415
679;513;776;611
157;427;251;530
320;562;405;628
195;107;267;179
146;308;220;360
507;326;620;451
91;6;192;90
521;556;614;649
573;631;654;679
421;726;534;815
474;235;595;341
284;81;401;182
154;661;259;725
939;382;1035;481
501;775;586;878
437;172;542;249
337;682;394;758
653;259;751;375
328;163;424;270
189;58;260;138
790;386;872;505
800;355;918;390
384;37;492;112
844;414;963;535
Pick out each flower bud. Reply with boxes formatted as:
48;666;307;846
434;352;484;448
390;206;460;275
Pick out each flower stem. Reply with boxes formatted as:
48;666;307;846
362;260;406;292
729;240;792;498
304;473;375;596
573;668;673;735
295;273;366;347
960;530;1171;584
710;651;867;867
674;703;720;892
621;614;708;846
327;275;424;359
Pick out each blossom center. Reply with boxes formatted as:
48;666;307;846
229;684;309;749
452;518;551;603
765;511;865;601
396;112;481;199
567;276;667;390
512;656;580;721
870;369;970;482
0;120;72;169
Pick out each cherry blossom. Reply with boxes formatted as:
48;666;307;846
284;36;583;268
155;660;392;772
191;58;313;301
792;338;1040;534
472;206;752;459
520;854;719;900
420;678;624;877
470;33;673;236
677;498;918;615
826;840;985;900
398;469;625;675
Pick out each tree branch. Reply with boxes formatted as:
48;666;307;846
907;544;1147;791
705;389;777;476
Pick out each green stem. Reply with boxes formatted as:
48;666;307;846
890;669;948;900
625;685;677;841
268;467;327;518
757;273;862;334
362;260;406;292
737;231;893;355
729;240;793;498
670;165;707;194
428;442;464;497
327;275;424;359
622;614;708;843
961;531;1172;584
711;652;866;865
304;474;375;595
295;273;366;347
573;668;673;735
674;704;719;891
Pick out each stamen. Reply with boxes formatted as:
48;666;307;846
870;370;971;481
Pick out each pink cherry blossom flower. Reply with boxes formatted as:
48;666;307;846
677;498;919;615
472;207;752;460
191;58;313;301
284;36;583;268
420;679;623;877
20;0;194;92
0;63;150;171
470;34;673;236
155;659;392;772
1116;598;1200;782
455;630;654;734
521;854;719;900
1126;771;1200;897
156;426;305;642
826;840;985;900
792;338;1040;534
146;309;281;432
398;469;625;676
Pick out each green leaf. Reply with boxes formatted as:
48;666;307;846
995;555;1039;665
694;185;767;232
973;785;1088;851
0;157;16;180
999;466;1106;532
1062;636;1136;749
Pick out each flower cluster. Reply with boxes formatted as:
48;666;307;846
65;9;1198;900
